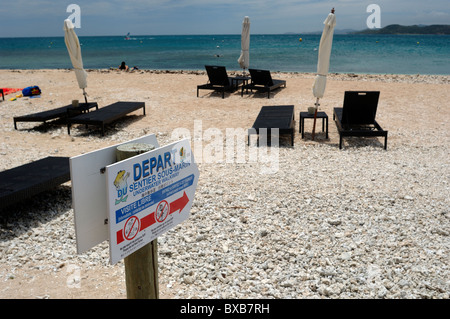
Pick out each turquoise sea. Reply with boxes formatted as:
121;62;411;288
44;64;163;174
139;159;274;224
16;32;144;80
0;34;449;75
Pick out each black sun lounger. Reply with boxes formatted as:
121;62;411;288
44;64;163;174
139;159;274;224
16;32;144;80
67;101;146;136
242;69;286;98
14;102;98;130
197;65;240;98
248;105;295;146
333;91;388;150
0;156;70;210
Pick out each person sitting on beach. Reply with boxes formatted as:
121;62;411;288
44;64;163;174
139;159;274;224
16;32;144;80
118;61;129;71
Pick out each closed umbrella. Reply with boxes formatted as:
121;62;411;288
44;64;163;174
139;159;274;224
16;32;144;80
311;8;336;140
237;16;250;75
64;19;88;103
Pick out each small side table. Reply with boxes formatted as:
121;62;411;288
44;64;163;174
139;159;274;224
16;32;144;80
299;111;328;139
231;76;250;90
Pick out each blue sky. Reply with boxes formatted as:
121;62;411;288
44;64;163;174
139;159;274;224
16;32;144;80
0;0;449;37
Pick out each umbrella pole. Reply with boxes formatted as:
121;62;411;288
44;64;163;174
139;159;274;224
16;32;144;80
312;98;319;140
82;89;88;104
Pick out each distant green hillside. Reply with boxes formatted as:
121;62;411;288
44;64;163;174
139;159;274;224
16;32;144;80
355;24;450;35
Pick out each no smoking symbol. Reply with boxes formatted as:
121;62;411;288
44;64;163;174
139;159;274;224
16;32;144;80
123;216;139;241
155;200;169;223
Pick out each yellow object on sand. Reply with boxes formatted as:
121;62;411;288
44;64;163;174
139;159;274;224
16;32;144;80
10;97;16;101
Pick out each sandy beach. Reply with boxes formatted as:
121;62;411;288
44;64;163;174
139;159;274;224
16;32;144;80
0;69;449;299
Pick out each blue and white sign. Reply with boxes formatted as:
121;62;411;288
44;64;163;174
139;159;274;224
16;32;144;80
105;139;199;265
71;134;159;255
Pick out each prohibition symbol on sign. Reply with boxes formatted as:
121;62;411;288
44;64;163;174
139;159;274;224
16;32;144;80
155;200;169;223
123;216;139;241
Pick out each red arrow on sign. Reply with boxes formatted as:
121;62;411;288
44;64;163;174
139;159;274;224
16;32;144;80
169;191;189;215
116;192;190;244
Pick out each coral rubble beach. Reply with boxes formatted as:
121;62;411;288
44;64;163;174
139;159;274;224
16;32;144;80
0;69;449;299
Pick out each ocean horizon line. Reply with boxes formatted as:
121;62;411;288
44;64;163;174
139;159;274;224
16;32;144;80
0;33;313;39
3;32;449;39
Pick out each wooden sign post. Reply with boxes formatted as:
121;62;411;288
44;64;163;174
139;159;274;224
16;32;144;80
124;239;159;299
116;143;158;299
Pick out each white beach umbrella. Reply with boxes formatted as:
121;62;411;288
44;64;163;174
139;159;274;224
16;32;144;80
237;16;250;74
311;9;336;140
64;19;88;103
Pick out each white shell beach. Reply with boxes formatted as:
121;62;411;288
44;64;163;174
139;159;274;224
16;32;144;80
0;69;449;299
